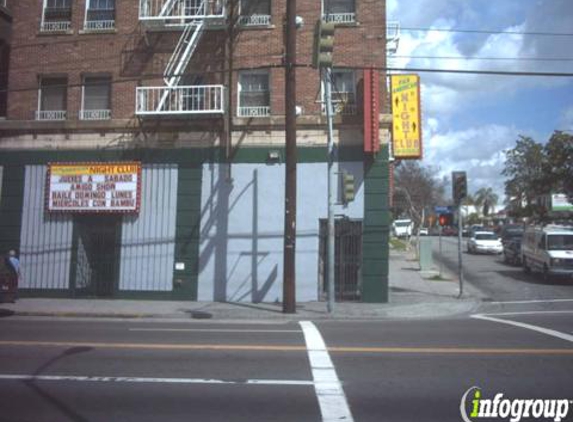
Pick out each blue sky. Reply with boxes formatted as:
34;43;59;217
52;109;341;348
387;0;573;202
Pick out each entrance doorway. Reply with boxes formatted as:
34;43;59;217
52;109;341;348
319;218;363;301
72;215;121;297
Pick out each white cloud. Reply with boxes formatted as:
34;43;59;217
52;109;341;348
423;124;518;198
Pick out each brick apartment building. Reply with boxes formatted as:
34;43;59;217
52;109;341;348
0;0;392;303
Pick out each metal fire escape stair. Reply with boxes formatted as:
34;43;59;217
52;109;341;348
136;0;226;116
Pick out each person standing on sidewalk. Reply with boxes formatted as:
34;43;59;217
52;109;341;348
5;250;21;301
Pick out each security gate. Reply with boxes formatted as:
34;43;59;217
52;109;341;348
72;215;121;297
319;218;363;301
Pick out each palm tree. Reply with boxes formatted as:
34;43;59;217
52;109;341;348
474;188;499;217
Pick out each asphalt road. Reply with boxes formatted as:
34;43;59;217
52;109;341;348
0;312;572;422
432;235;573;302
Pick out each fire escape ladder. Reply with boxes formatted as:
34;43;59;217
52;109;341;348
164;21;204;87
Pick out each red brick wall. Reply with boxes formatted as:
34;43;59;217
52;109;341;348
6;0;386;121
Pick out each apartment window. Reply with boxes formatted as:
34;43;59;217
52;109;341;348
41;0;72;32
323;0;356;24
323;69;356;115
238;71;270;117
37;77;67;120
81;76;111;120
239;0;271;26
84;0;116;30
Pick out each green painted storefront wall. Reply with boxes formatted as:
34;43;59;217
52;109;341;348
362;145;390;303
0;165;24;256
0;144;388;301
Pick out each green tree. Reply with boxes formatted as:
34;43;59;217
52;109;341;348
393;161;447;228
502;136;547;211
543;131;573;202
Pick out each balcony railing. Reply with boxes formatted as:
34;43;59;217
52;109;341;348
238;106;270;118
139;0;225;22
136;85;225;116
238;14;271;27
40;21;71;32
80;109;111;120
36;110;67;121
323;13;356;24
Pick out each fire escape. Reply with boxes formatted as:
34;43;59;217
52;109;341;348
136;0;226;116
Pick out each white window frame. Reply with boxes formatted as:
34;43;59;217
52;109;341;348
238;0;271;27
36;76;67;121
237;70;271;118
41;0;72;32
80;75;112;120
322;0;356;24
84;0;116;31
322;69;357;115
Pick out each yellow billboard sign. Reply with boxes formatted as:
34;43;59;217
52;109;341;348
391;74;422;159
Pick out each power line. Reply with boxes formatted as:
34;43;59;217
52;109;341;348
388;25;573;37
394;55;573;62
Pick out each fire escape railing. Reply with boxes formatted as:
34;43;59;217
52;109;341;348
136;0;226;116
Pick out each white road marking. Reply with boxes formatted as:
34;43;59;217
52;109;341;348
129;328;301;333
299;321;354;422
489;299;573;305
479;310;573;317
472;314;573;343
0;374;314;386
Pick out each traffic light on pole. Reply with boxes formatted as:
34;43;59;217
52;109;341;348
313;20;335;68
342;171;355;203
438;213;453;226
452;171;467;206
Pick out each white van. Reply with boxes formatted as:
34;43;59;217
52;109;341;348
393;219;413;238
521;224;573;280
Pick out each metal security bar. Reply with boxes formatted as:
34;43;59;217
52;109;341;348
41;0;72;32
136;85;225;115
36;110;67;120
238;14;271;26
323;13;356;24
79;109;111;120
238;106;270;117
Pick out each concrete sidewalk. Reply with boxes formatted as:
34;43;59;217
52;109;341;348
0;250;482;321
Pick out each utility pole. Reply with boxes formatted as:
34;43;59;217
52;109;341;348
324;67;336;313
282;0;297;313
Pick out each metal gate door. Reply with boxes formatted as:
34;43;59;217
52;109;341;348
72;215;121;297
319;218;363;301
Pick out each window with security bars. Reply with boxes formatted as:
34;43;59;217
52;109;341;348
239;0;271;26
81;76;111;120
37;77;67;120
324;70;357;115
85;0;116;30
238;71;270;117
323;0;356;24
41;0;72;32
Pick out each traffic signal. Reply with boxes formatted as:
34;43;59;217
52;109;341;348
452;171;467;205
342;171;355;203
312;20;335;68
438;213;453;226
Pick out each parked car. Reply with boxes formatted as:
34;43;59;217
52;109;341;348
467;231;503;254
500;224;524;246
469;225;485;238
521;223;573;280
419;227;429;236
503;236;523;265
392;219;413;238
442;226;458;236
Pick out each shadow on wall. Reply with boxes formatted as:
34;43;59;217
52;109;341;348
198;165;279;303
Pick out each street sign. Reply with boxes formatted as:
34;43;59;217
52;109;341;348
391;74;422;159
